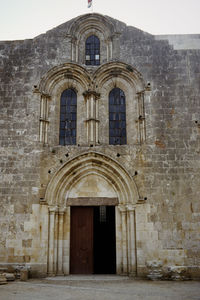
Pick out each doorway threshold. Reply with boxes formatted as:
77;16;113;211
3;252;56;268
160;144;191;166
45;275;129;281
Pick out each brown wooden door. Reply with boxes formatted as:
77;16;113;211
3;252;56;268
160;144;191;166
70;207;93;274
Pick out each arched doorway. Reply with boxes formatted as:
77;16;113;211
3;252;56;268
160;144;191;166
45;152;139;276
68;173;117;274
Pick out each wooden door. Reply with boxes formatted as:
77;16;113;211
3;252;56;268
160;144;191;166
70;207;93;274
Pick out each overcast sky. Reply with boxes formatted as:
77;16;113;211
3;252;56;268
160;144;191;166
1;0;200;40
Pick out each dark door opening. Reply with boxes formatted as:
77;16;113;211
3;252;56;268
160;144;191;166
70;206;116;274
93;206;116;274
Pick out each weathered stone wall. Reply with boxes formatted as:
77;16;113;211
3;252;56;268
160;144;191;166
0;13;200;278
155;34;200;50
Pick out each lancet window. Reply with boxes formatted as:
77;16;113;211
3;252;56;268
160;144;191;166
109;88;127;145
85;35;100;65
59;89;77;145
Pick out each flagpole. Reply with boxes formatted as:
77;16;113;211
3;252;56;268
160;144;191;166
88;0;93;13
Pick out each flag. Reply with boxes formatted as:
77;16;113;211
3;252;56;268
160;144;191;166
88;0;92;8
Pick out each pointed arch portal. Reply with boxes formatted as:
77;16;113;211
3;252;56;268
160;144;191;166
45;152;139;276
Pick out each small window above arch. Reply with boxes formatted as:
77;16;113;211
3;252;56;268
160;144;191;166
85;35;100;66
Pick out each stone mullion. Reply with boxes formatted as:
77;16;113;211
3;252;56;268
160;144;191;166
84;91;100;146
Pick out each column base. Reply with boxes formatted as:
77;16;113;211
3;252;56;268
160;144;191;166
47;272;56;277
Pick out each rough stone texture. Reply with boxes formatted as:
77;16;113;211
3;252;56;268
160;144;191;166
155;34;200;50
0;13;200;279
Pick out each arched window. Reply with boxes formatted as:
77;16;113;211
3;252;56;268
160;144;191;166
85;35;100;66
109;88;126;145
59;89;77;145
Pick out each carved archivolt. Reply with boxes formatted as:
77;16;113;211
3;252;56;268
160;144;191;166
45;151;139;208
45;151;140;275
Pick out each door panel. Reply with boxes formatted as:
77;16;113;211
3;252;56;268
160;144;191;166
70;206;93;274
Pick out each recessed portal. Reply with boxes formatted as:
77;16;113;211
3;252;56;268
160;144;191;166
70;206;116;274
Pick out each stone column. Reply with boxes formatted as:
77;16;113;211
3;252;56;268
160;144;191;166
111;33;121;60
48;206;57;275
57;209;65;275
39;93;50;144
63;206;70;275
53;211;59;274
127;205;137;276
119;205;128;274
106;37;113;61
83;90;100;146
71;37;77;62
95;97;99;144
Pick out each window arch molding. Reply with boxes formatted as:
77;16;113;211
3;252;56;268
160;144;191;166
78;29;107;65
93;62;146;145
66;14;116;64
37;63;91;146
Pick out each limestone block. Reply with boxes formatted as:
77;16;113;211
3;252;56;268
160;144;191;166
0;273;7;285
4;273;15;281
20;269;28;281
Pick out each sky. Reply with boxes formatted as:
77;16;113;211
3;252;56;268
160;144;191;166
0;0;200;41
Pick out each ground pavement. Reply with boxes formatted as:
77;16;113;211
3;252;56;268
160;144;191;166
0;275;200;300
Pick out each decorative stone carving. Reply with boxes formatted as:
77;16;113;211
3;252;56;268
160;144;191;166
4;273;15;281
146;261;163;280
168;266;188;280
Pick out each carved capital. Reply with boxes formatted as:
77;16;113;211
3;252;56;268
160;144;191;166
83;90;100;99
48;206;59;214
58;207;67;215
118;205;127;213
126;204;136;212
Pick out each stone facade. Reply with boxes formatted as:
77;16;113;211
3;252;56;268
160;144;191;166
0;13;200;279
